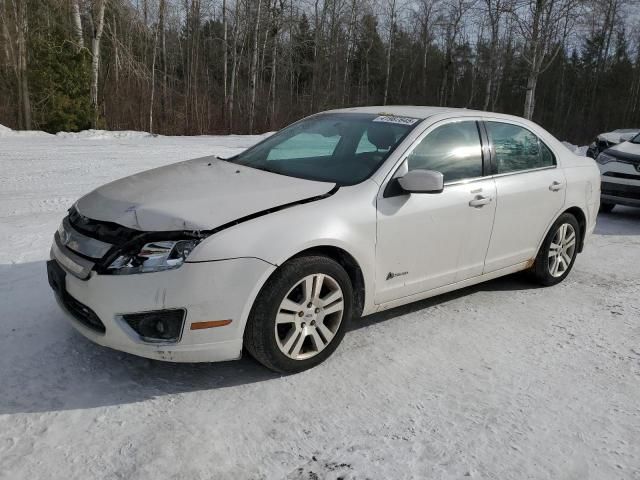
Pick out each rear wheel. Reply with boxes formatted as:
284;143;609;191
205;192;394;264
244;255;353;373
531;213;580;286
599;202;615;213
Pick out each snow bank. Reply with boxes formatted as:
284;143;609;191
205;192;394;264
0;123;53;137
56;129;156;139
561;141;588;156
0;124;156;139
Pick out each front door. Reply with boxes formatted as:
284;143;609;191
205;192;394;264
375;120;497;304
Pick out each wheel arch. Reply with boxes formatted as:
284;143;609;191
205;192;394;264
563;206;587;252
287;246;366;318
534;205;588;261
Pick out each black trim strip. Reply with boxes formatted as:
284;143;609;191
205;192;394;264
605;148;640;164
478;120;494;175
603;171;640;180
185;256;277;266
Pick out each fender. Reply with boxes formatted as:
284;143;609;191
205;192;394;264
188;181;380;314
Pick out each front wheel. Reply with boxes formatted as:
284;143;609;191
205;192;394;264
244;255;353;373
531;213;580;286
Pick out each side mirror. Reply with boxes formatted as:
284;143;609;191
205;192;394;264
397;169;444;194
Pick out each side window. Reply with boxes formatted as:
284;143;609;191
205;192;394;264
540;141;556;166
486;121;556;174
266;133;339;161
407;121;483;183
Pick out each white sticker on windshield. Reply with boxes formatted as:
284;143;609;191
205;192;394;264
373;115;420;126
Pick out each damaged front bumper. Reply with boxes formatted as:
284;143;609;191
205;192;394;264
48;213;276;362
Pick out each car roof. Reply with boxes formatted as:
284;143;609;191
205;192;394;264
324;105;530;123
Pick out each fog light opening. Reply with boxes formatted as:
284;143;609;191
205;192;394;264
123;309;186;343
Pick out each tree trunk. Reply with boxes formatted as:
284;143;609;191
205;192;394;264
483;29;498;110
383;0;396;106
228;5;243;133
160;0;167;125
149;0;164;134
422;31;429;102
521;0;542;120
222;0;228;122
249;0;262;134
1;4;15;67
342;0;356;105
524;71;538;120
268;25;278;128
90;0;106;128
72;0;84;50
14;0;31;129
112;18;119;94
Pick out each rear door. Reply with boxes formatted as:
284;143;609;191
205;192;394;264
375;119;497;304
482;120;566;273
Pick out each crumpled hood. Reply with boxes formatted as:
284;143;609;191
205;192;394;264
609;140;640;157
75;156;335;231
599;130;639;144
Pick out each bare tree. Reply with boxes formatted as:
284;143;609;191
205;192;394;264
222;0;228;121
10;0;30;129
418;0;439;102
0;0;638;142
482;0;511;110
88;0;106;127
72;0;85;50
438;0;475;106
149;0;165;134
249;0;262;133
516;0;579;119
267;0;282;127
382;0;398;105
342;0;357;104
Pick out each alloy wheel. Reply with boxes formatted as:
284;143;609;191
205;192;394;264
274;273;344;360
548;223;577;278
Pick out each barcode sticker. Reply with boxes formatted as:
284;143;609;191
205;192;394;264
373;115;421;126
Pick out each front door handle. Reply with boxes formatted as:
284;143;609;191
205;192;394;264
549;181;565;192
469;195;492;207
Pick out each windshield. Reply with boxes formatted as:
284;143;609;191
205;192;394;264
631;133;640;144
226;113;421;185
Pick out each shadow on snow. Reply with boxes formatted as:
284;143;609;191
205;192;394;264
0;260;537;415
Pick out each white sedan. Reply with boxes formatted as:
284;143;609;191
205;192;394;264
48;106;600;372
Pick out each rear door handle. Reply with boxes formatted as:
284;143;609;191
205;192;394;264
549;181;564;192
469;195;492;207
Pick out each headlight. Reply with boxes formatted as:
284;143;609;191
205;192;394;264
107;239;201;275
595;152;617;165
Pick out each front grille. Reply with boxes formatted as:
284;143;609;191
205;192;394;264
603;171;640;181
61;291;106;333
601;181;640;199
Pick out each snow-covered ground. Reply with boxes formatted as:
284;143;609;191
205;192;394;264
1;128;639;479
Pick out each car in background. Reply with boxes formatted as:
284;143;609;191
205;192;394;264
47;106;600;373
586;128;639;159
596;132;640;212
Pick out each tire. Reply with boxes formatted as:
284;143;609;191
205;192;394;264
244;255;353;373
531;213;580;286
599;202;615;213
